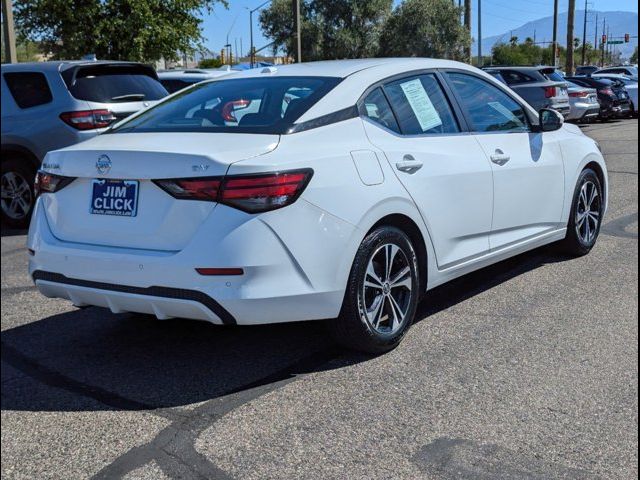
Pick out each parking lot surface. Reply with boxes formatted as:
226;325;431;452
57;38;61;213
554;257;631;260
2;119;638;480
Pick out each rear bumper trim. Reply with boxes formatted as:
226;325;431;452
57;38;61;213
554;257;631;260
31;270;237;325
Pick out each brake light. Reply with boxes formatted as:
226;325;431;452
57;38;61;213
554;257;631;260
154;178;221;201
569;91;589;98
34;171;75;196
599;87;615;97
154;169;313;213
59;109;117;130
544;86;557;98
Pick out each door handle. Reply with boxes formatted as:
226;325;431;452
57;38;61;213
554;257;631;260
490;149;510;166
396;155;423;173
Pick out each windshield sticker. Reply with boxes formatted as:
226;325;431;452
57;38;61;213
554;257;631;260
400;79;443;132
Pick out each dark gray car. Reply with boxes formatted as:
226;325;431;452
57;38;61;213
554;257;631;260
483;66;571;117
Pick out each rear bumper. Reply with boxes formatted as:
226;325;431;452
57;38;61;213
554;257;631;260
27;198;356;325
566;102;601;121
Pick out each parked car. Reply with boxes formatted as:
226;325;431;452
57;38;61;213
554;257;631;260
595;66;638;81
1;61;168;227
482;66;571;117
591;73;638;115
157;68;232;94
565;81;600;122
566;76;633;119
28;59;607;353
575;66;600;76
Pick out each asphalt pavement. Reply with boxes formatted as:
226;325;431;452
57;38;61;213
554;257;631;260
1;119;638;480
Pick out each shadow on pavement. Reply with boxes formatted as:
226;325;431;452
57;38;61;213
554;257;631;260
1;244;573;413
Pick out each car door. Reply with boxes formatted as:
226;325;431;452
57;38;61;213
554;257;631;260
361;73;494;270
444;72;565;251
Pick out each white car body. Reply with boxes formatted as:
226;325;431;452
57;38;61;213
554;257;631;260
28;59;608;330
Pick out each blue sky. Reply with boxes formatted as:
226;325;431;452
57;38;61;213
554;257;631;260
199;0;639;57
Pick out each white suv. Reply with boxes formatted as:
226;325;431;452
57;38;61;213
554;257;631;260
1;61;167;227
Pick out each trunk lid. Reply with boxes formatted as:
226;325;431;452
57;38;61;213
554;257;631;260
41;132;279;251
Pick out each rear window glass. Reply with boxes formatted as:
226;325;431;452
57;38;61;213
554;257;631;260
500;70;536;85
540;69;565;83
160;79;195;94
64;65;168;103
3;72;53;109
111;76;341;135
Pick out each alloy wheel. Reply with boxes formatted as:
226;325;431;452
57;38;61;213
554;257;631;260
362;243;413;335
1;171;33;221
575;180;601;244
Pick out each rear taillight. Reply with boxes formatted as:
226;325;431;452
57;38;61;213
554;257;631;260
154;169;313;213
544;86;557;98
34;171;75;196
599;87;615;97
59;109;117;130
569;91;589;98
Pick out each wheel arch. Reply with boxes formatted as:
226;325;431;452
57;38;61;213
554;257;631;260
1;144;40;172
367;213;428;295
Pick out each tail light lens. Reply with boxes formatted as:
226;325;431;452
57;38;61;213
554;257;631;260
35;171;75;196
569;91;589;98
544;86;557;98
154;169;313;213
60;109;117;130
599;87;615;97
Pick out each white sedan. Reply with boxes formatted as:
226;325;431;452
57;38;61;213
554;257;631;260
28;59;608;353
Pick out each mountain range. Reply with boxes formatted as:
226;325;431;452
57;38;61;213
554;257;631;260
474;10;638;61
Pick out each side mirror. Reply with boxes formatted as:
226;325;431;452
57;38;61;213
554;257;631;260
537;108;564;132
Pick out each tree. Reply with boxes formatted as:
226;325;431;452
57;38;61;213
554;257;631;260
14;0;226;62
378;0;469;60
631;47;639;64
198;57;223;69
259;0;391;61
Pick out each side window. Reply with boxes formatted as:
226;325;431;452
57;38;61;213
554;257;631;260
501;70;535;85
3;72;53;109
361;88;400;133
383;74;460;135
447;73;529;133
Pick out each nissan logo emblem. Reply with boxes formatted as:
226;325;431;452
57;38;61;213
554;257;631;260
96;155;112;175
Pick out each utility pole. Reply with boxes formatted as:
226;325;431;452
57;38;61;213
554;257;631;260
294;0;302;62
601;18;606;67
552;0;559;67
477;0;482;66
581;0;588;66
594;13;598;57
464;0;472;63
566;0;576;75
2;0;17;63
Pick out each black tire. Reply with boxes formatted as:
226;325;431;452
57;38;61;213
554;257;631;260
328;226;420;354
561;168;603;256
1;157;37;229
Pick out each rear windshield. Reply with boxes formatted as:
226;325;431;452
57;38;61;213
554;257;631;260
540;68;566;83
159;79;197;94
110;76;342;135
63;65;168;103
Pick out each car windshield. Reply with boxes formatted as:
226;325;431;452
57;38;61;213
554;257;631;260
111;76;342;135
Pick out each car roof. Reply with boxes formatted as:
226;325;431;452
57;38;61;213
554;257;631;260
0;60;149;73
157;69;230;80
484;66;557;71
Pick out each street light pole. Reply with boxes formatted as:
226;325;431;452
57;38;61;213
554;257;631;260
552;0;559;67
477;0;482;67
248;1;271;68
295;0;302;63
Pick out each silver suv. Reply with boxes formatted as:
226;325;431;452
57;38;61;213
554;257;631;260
1;61;167;227
483;66;571;118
